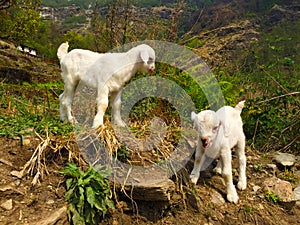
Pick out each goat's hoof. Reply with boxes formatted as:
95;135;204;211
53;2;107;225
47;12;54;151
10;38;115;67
190;174;199;184
237;181;247;190
213;167;222;175
227;193;239;204
114;121;126;127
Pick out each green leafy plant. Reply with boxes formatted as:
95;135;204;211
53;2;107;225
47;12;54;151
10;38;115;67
59;163;115;225
279;168;298;183
265;191;279;204
253;163;263;172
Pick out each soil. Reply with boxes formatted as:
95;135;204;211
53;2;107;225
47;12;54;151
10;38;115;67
0;135;299;225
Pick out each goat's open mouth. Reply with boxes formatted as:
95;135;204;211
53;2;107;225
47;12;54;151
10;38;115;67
148;68;155;73
201;138;210;148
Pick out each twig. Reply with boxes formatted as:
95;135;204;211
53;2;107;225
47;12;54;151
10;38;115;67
280;135;300;152
121;167;132;193
258;91;300;104
250;119;259;149
180;7;205;42
281;119;300;133
259;66;289;93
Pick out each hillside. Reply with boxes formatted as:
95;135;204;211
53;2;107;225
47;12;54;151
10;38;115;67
0;1;299;225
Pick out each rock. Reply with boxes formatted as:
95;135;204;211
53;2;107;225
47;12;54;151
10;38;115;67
31;205;67;225
211;190;225;205
122;179;175;201
263;177;294;202
293;185;300;201
253;185;261;193
46;199;55;205
1;199;13;210
23;137;31;146
264;164;277;170
263;164;277;175
10;170;24;179
272;152;295;167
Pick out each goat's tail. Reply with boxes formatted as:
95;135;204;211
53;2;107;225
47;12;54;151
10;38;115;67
57;42;69;61
235;100;245;114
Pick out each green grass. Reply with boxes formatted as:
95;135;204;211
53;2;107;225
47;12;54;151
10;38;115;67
0;81;73;137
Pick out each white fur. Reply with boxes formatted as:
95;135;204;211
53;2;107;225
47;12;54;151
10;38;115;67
190;101;246;203
57;42;155;128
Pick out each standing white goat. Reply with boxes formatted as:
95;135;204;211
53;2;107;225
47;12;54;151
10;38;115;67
57;42;155;128
190;101;246;203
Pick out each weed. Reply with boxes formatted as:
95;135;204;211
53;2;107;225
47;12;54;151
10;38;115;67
253;163;263;172
244;204;253;213
279;168;298;183
114;144;130;163
59;163;115;225
265;191;279;204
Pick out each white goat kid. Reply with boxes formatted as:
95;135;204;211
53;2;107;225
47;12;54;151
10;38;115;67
190;101;246;203
57;42;155;128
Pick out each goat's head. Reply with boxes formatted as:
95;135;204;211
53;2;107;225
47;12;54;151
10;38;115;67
136;44;155;73
191;110;221;149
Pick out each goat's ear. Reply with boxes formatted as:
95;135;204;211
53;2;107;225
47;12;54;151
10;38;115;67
140;50;149;63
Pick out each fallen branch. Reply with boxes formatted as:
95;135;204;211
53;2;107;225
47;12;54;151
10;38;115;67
258;91;300;104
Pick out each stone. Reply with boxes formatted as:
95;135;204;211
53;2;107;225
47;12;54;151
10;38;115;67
263;177;293;202
292;185;300;201
46;199;55;205
1;199;13;210
272;152;295;167
122;179;175;201
11;170;24;179
253;185;261;193
264;164;277;170
23;138;31;146
211;190;225;205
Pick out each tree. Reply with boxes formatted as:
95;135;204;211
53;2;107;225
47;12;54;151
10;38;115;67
0;0;41;43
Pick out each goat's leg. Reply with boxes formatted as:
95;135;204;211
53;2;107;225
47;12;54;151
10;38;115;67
220;147;238;203
93;87;109;128
213;158;222;175
60;82;77;124
111;90;126;127
190;141;204;184
236;136;247;190
59;92;67;121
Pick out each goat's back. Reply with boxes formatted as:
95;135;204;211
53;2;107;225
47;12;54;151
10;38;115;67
60;49;103;80
216;105;244;140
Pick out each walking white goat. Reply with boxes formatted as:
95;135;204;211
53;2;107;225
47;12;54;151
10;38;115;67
190;101;247;203
57;42;155;128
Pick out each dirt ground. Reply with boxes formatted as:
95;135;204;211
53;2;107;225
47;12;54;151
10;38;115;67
0;135;299;225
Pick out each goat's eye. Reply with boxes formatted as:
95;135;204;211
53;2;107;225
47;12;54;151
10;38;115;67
148;58;154;64
212;126;219;132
